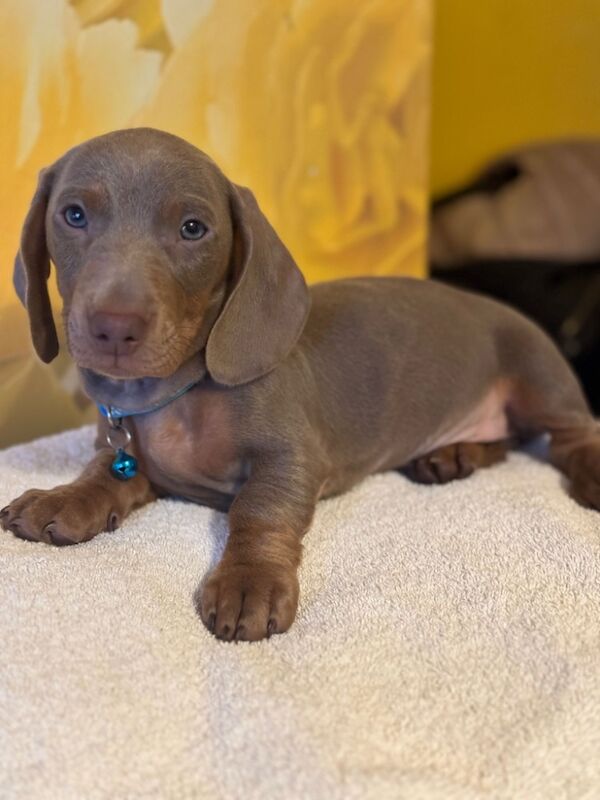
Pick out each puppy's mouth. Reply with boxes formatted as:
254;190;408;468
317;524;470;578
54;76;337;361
78;354;162;380
67;334;186;380
72;350;178;380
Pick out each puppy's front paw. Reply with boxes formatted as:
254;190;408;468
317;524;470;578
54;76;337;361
199;560;299;642
0;486;121;545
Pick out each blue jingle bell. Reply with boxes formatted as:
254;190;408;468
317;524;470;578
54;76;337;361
111;448;138;481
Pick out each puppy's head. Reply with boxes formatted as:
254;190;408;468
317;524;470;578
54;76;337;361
14;128;309;385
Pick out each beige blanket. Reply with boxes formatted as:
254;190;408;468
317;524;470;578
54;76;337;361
1;426;599;799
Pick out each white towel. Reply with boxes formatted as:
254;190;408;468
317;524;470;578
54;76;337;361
1;426;599;799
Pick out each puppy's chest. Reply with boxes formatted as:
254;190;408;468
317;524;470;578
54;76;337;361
134;393;245;496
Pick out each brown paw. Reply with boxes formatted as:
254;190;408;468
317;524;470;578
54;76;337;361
0;486;120;545
199;560;299;642
567;441;600;510
404;441;509;485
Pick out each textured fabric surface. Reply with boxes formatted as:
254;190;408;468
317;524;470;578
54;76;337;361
1;426;599;799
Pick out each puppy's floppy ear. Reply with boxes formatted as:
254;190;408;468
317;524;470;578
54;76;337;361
206;184;310;386
13;167;59;363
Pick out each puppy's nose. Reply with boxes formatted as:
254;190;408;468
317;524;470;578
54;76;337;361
89;311;148;354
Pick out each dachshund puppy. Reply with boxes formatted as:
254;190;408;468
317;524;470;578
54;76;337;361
2;129;599;641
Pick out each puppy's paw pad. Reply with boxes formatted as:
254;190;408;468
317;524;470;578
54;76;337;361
1;487;113;544
404;441;508;485
405;443;470;484
200;562;299;642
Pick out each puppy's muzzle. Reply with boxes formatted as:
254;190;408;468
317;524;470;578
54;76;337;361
88;311;149;356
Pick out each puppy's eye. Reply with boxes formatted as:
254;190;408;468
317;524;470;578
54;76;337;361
64;205;87;228
180;219;207;240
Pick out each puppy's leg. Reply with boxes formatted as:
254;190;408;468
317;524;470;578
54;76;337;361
504;323;600;510
199;456;323;642
404;440;511;485
1;449;155;545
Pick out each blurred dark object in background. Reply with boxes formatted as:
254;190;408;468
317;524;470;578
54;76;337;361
434;258;600;414
431;140;600;415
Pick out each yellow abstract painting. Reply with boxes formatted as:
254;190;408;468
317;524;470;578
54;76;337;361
0;0;431;446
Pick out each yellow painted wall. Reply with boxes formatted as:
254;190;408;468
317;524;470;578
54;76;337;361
431;0;600;195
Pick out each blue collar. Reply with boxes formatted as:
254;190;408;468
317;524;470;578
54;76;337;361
97;378;201;420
